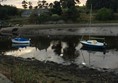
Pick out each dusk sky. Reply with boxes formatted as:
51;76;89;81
1;0;87;8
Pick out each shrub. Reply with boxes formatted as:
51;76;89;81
95;8;113;21
29;13;39;24
38;13;50;23
50;14;61;21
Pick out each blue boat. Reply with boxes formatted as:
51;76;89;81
12;38;30;44
80;40;106;49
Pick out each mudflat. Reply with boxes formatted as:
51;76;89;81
1;23;118;36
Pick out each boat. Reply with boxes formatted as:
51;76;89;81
80;5;107;49
12;38;30;44
80;40;106;49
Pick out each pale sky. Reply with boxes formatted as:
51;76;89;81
1;0;86;8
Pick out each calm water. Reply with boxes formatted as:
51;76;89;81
1;36;118;69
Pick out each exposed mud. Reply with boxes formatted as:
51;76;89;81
0;55;118;83
1;24;118;37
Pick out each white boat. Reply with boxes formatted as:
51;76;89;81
12;38;30;44
80;40;106;49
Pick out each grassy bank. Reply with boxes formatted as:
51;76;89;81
0;55;118;83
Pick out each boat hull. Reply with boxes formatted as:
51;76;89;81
80;40;105;49
81;42;105;49
12;38;30;44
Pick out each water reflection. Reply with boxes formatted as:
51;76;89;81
12;44;30;48
62;39;80;61
75;49;118;69
52;40;62;55
2;36;118;69
31;37;51;50
5;46;66;64
81;46;106;55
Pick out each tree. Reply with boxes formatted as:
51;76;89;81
34;6;38;9
110;0;118;12
60;0;80;21
28;1;33;9
37;0;48;9
51;14;61;21
29;13;39;24
95;8;113;21
22;0;28;9
37;0;42;8
38;13;50;23
51;1;62;15
49;3;53;9
62;7;79;21
86;0;118;12
60;0;80;8
0;5;18;20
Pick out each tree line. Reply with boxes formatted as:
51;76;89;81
25;0;80;23
0;0;118;22
0;5;18;20
86;0;118;12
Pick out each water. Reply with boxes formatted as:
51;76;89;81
1;36;118;70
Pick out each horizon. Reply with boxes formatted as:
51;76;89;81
1;0;86;8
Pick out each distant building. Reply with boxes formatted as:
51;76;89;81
21;9;49;17
21;10;33;17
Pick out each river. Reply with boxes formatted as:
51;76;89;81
0;36;118;71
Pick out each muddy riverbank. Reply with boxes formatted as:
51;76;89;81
0;24;118;37
0;55;118;83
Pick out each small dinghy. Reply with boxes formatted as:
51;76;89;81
12;38;30;44
80;40;106;49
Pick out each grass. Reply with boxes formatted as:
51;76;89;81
0;56;87;83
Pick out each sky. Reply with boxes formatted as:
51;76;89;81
1;0;87;8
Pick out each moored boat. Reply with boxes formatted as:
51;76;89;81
12;38;30;44
80;40;106;49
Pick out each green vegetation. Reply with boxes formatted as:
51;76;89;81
0;0;118;24
21;0;80;23
51;14;61;21
29;13;39;24
86;0;118;12
95;8;113;21
38;13;50;23
0;5;18;20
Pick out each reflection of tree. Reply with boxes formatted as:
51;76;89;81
52;41;62;55
62;36;80;61
62;40;79;61
31;37;51;50
0;39;17;54
52;36;80;61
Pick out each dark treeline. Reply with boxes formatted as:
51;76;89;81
28;0;80;23
86;0;118;12
0;5;18;20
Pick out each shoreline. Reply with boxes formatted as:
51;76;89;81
0;55;118;83
1;23;118;37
